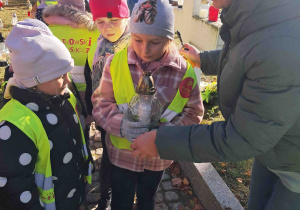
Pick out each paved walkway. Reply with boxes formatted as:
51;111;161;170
84;123;203;210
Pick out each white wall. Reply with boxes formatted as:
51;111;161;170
173;0;223;51
173;0;223;84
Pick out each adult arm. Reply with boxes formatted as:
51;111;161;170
156;38;300;162
199;50;221;76
179;43;221;76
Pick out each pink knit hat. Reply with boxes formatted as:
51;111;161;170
89;0;129;21
57;0;85;12
5;19;74;89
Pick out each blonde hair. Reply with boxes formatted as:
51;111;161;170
129;37;177;55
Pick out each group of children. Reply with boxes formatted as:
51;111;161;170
0;0;203;209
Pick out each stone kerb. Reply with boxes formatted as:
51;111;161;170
179;161;244;210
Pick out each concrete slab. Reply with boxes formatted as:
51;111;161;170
179;161;244;210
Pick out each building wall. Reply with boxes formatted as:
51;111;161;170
173;0;224;85
173;0;223;51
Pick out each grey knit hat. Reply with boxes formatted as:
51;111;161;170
129;0;174;40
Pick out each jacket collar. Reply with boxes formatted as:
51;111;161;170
223;0;300;45
10;86;70;110
127;45;185;73
43;4;96;31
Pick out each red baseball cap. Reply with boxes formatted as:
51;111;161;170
89;0;130;21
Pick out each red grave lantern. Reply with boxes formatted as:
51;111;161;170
208;6;219;22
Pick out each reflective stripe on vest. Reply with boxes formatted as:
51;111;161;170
0;90;92;209
49;25;99;91
160;62;197;122
67;91;93;184
88;41;98;71
1;81;7;92
70;65;86;91
110;48;197;150
37;1;57;7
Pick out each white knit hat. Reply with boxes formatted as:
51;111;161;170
5;19;73;89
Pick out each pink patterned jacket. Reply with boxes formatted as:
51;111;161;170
92;46;204;172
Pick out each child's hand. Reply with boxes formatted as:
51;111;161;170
120;109;149;142
121;118;149;142
179;44;201;68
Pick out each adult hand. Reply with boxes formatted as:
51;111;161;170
179;43;201;68
131;130;158;159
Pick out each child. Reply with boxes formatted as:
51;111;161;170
0;19;92;209
91;0;204;209
30;0;57;23
42;0;100;145
86;0;131;209
42;0;99;119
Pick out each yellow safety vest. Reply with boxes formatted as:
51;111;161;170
1;81;7;92
0;90;92;209
49;25;99;92
36;0;57;7
88;41;98;71
110;48;197;150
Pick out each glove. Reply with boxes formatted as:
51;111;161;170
120;110;149;142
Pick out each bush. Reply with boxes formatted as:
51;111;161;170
201;81;217;104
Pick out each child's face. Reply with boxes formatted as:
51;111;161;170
131;33;171;63
95;17;127;42
142;1;153;9
36;73;71;96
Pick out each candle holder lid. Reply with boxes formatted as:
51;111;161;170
136;72;156;95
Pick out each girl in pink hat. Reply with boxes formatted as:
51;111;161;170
42;0;100;153
86;0;131;209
